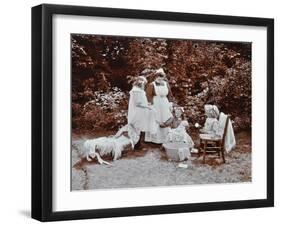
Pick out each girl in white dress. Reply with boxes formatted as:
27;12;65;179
145;69;173;144
128;76;158;149
161;107;194;147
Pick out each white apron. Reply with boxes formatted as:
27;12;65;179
145;81;173;144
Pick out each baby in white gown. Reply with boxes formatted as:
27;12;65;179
199;105;236;153
200;104;221;136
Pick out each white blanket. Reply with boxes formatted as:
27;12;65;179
219;112;236;152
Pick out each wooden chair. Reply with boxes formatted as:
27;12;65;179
199;115;229;164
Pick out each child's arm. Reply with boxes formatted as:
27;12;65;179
200;120;209;133
133;91;152;110
160;117;174;128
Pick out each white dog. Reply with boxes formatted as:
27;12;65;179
83;124;140;165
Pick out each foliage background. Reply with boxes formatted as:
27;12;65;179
71;34;251;134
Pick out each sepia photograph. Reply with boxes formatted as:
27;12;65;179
30;3;274;221
71;34;252;190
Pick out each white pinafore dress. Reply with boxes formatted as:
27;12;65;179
128;86;158;134
145;81;173;144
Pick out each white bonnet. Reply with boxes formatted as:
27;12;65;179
133;76;147;87
137;75;147;83
204;104;220;118
155;68;166;77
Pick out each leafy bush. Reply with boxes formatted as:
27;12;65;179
72;35;251;133
72;87;128;131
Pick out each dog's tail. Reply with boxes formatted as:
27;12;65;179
83;140;112;165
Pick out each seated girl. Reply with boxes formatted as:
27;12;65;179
200;104;220;136
161;106;194;161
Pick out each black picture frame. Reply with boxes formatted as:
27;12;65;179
32;3;274;222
